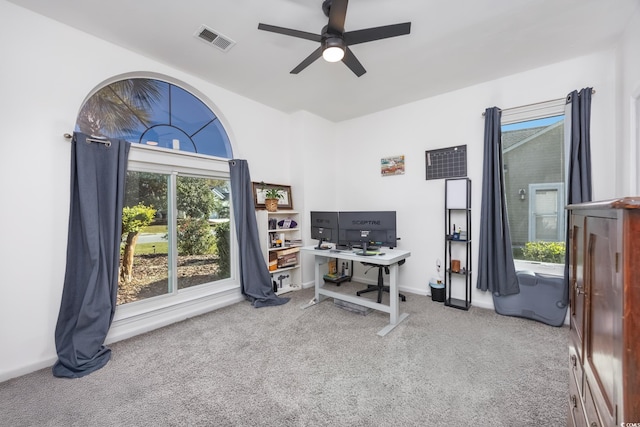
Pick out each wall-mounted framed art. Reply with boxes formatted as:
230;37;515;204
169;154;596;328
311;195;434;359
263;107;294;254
381;155;405;176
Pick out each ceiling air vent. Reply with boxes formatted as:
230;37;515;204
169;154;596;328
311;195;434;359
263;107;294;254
194;25;235;52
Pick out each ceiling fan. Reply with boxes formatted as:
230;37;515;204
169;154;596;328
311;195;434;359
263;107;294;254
258;0;411;77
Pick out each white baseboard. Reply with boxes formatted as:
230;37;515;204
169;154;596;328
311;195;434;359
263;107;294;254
0;357;59;383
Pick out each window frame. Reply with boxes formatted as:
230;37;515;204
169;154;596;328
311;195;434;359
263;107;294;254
113;144;237;322
75;72;243;342
500;98;566;126
80;73;240;325
501;98;567;276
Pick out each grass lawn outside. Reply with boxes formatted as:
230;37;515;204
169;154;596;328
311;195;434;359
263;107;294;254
135;241;169;255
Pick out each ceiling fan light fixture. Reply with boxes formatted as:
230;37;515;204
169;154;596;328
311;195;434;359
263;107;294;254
322;37;345;62
258;0;411;76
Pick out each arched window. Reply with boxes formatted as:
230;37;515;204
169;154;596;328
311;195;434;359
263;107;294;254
75;76;234;308
76;78;232;157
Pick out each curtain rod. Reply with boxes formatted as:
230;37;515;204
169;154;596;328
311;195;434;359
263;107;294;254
481;88;596;117
63;133;111;147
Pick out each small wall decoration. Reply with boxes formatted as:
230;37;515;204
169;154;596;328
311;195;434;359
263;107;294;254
381;155;405;176
252;182;293;210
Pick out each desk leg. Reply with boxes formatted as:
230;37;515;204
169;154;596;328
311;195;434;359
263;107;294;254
388;263;399;323
315;257;322;303
301;256;326;309
376;262;409;336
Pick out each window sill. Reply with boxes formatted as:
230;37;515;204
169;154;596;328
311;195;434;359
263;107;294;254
514;259;564;277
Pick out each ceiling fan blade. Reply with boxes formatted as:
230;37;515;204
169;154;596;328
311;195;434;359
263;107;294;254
327;0;348;34
258;23;321;42
290;46;323;74
343;22;411;45
342;47;366;77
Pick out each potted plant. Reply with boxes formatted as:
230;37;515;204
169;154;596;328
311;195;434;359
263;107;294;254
263;186;283;212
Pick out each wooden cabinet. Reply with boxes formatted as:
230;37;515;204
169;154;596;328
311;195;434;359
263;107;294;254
256;210;302;295
568;198;640;426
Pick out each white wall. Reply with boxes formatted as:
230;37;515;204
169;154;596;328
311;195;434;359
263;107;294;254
333;51;620;307
1;0;638;382
288;111;340;284
616;5;640;195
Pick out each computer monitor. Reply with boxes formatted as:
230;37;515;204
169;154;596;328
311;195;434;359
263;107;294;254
310;211;339;249
338;211;397;255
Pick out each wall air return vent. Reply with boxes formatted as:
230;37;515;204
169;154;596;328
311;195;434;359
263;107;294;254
194;25;235;52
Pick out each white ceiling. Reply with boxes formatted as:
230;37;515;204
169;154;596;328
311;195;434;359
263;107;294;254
8;0;639;122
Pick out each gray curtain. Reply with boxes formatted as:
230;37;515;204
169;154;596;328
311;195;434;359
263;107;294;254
228;160;290;307
562;88;592;306
53;132;130;378
477;107;520;296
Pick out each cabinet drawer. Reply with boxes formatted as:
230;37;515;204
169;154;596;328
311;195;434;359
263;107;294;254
569;370;586;427
569;325;583;368
569;345;583;397
583;379;602;427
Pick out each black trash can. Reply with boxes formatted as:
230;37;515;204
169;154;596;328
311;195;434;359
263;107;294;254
429;280;445;302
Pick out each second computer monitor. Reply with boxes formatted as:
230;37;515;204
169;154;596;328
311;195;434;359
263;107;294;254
338;211;397;252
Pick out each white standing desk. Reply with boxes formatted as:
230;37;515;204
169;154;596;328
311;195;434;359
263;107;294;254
300;246;411;336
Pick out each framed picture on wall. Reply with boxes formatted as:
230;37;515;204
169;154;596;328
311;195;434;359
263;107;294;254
252;182;293;209
381;155;405;176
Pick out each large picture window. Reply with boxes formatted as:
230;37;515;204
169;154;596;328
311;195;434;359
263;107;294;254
502;111;565;270
75;76;233;306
